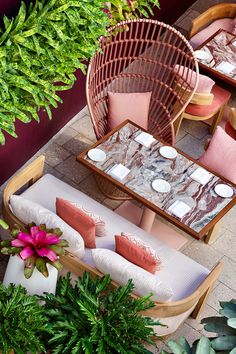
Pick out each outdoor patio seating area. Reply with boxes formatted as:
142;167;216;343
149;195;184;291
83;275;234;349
0;0;236;352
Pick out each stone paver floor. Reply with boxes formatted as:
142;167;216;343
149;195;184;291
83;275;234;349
0;0;236;352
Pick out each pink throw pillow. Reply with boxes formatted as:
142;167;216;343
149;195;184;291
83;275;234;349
174;65;215;94
107;91;152;131
115;232;161;273
199;126;236;184
56;198;96;248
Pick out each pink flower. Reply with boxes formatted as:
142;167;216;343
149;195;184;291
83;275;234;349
11;226;59;261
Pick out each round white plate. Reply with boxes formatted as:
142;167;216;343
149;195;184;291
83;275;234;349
88;148;106;162
194;50;211;60
152;179;171;193
214;184;234;198
159;146;177;159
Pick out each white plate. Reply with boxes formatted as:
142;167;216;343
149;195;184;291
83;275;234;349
214;184;234;198
88;148;106;162
194;50;211;60
159;146;177;159
152;179;171;193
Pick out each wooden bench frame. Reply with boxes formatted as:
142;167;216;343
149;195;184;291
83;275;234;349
2;155;222;323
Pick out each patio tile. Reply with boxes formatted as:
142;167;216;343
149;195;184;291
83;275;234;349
181;120;210;140
220;205;236;234
103;198;124;211
45;142;71;168
55;156;91;184
175;127;187;143
175;9;200;32
71;114;97;142
53;126;77;146
212;229;236;262
167;323;201;345
175;134;205;159
207;282;236;312
77;174;106;203
63;133;94;156
186;304;218;334
218;256;236;292
182;240;223;269
43;163;64;180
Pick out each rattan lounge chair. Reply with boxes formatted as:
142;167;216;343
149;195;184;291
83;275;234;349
86;19;199;199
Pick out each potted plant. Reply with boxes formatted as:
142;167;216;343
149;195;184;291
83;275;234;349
162;299;236;354
0;223;68;295
0;282;51;354
41;272;163;353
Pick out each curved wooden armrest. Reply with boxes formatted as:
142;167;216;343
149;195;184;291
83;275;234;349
61;252;222;318
189;3;236;38
2;155;45;227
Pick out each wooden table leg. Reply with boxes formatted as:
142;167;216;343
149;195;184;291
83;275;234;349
205;222;221;245
139;207;156;232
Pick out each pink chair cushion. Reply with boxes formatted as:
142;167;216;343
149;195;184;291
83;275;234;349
107;91;152;131
56;198;96;248
185;84;231;117
199;126;236;183
190;18;234;49
174;65;215;94
115;233;161;274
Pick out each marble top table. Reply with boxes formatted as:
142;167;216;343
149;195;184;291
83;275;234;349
77;120;236;240
196;29;236;86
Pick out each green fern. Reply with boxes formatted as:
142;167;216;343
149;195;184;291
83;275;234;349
0;0;160;145
0;282;51;354
41;272;163;353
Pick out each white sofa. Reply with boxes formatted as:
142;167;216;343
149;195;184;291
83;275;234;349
2;156;222;336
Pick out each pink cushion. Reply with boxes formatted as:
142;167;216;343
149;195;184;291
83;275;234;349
56;198;96;248
174;65;215;94
199;126;236;183
115;233;161;273
185;84;231;116
190;18;234;49
107;91;152;131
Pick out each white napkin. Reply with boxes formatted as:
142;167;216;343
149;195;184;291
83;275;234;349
135;132;156;147
215;61;235;74
190;167;213;185
168;200;191;219
108;163;130;181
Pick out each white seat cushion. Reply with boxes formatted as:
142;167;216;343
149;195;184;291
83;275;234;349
20;174;210;301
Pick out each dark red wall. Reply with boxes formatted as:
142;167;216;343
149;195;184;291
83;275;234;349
0;0;195;185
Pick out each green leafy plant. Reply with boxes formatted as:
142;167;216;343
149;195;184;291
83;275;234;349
0;223;68;278
106;0;160;26
0;219;8;230
41;272;163;353
0;0;160;145
162;299;236;354
0;282;51;354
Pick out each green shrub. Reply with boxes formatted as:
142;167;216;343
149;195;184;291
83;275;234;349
41;272;162;353
0;282;51;354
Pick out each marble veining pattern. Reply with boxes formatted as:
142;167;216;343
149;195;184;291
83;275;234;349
84;123;236;234
198;30;236;82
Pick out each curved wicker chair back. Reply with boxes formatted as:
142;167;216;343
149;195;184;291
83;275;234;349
86;19;199;146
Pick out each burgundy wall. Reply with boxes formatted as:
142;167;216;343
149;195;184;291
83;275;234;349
0;0;195;185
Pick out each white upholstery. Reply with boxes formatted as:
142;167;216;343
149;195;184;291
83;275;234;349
92;248;173;302
19;174;210;302
10;195;85;258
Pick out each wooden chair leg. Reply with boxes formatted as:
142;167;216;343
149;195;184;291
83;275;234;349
210;103;227;134
191;286;213;320
205;222;221;244
174;114;184;137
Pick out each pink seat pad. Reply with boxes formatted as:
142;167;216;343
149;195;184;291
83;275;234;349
190;18;233;49
185;85;231;117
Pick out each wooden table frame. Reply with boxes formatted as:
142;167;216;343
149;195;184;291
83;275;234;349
77;120;236;243
196;29;236;87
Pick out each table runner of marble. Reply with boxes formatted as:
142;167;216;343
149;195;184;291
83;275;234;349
85;123;236;234
198;30;236;82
